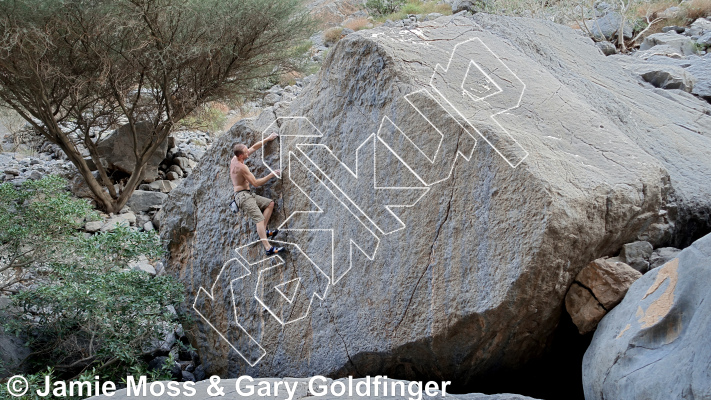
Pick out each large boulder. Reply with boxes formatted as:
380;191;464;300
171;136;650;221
97;121;168;182
161;14;711;381
583;233;711;400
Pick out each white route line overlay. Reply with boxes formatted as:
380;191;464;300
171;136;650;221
193;36;529;366
430;37;529;169
295;133;430;236
240;240;331;326
193;255;267;367
280;152;380;285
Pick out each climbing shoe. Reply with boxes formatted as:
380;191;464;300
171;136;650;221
266;229;280;239
265;246;285;256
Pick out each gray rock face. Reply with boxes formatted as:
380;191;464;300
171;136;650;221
629;64;696;92
639;32;697;56
97;121;168;182
583;233;711;400
565;258;641;334
86;377;540;400
161;14;711;381
648;246;681;270
127;190;168;213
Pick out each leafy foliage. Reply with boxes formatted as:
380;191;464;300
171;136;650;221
179;103;229;134
0;175;185;382
366;0;407;15
0;175;96;291
0;0;316;213
7;262;184;379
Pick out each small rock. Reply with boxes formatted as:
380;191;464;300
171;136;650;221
585;12;633;40
565;258;642;334
126;190;167;213
4;169;19;176
658;6;681;19
181;371;196;382
147;356;181;380
166;171;180;181
193;364;206;381
596;41;617;56
169;165;183;176
638;65;696;92
661;25;685;34
28;170;43;180
263;92;281;106
619;241;654;272
142;180;175;193
173;157;191;170
121;211;136;225
84;220;104;233
100;215;130;232
129;255;156;276
649;247;681;270
686;17;711;37
451;0;490;13
143;221;155;231
697;32;711;47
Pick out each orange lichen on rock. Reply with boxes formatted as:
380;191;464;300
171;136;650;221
638;258;679;328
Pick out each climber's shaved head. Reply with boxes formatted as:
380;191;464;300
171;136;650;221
233;143;248;158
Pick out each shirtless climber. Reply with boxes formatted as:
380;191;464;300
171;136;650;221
230;132;284;255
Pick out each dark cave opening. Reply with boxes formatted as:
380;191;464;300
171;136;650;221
450;311;593;400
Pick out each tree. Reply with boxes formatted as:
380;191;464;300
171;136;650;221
0;0;316;213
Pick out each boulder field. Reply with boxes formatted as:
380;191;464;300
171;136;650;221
160;13;711;383
583;233;711;399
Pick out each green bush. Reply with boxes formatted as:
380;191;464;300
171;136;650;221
366;0;407;15
0;175;96;291
0;176;186;383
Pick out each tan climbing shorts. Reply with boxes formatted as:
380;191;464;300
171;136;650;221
234;190;272;223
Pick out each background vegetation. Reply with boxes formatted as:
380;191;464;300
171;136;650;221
0;176;185;394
